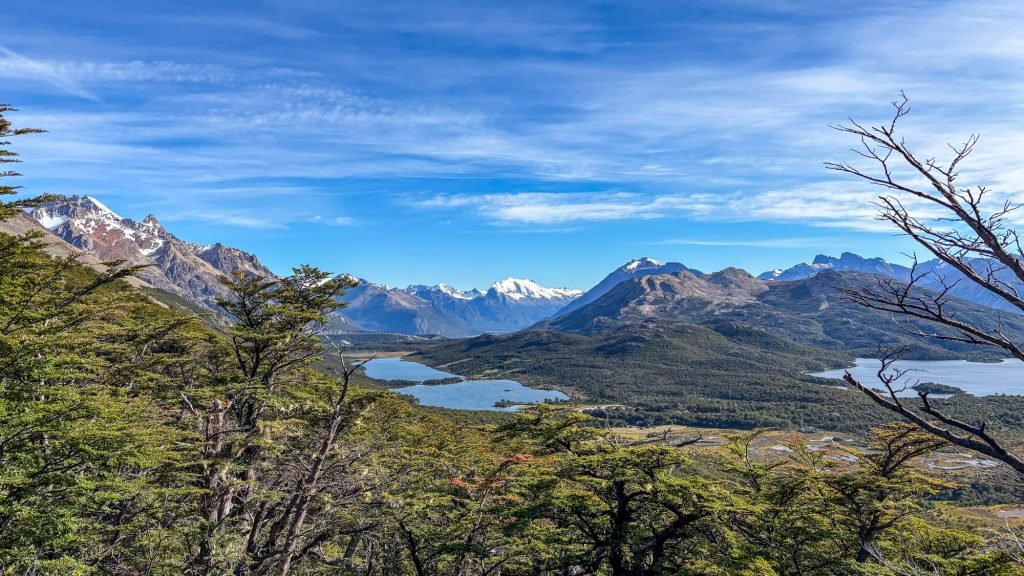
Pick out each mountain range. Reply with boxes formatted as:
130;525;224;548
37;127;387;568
24;196;582;336
415;263;1024;429
759;252;1022;314
416;275;1024;429
14;195;1023;433
21;196;1023;340
333;277;580;337
555;257;700;317
544;266;1024;358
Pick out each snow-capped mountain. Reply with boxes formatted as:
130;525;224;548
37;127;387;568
405;284;482;302
335;277;582;337
23;196;583;334
28;195;274;309
760;252;1024;314
757;253;909;282
30;196;167;260
554;257;701;317
488;277;581;301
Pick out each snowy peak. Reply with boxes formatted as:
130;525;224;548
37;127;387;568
81;195;121;219
759;252;903;281
140;214;164;230
406;279;577;303
621;257;665;272
553;257;700;318
337;276;582;336
26;195;274;310
406;283;478;300
436;283;475;300
488;277;582;301
29;195;166;259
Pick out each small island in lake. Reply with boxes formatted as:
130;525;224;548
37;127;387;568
493;399;530;408
377;376;464;388
912;381;968;396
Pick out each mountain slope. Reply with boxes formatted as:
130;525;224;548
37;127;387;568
0;210;152;288
914;258;1024;313
413;320;884;430
28;195;274;309
337;279;473;336
335;276;581;337
550;268;1024;359
555;257;700;317
761;252;1023;314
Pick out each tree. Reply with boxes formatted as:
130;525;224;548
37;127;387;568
828;93;1024;478
185;266;364;574
0;112;194;574
824;423;947;564
501;406;734;576
725;430;848;575
0;104;48;218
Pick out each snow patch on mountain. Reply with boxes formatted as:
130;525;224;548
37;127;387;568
623;257;664;272
489;277;583;301
32;209;69;230
82;195;120;218
437;284;474;300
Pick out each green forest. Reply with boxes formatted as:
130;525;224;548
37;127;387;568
413;322;1024;432
3;108;1024;575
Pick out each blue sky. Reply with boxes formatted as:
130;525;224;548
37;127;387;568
5;0;1024;290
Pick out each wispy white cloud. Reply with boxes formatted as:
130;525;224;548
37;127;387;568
0;46;241;101
412;180;961;233
642;237;836;249
416;192;719;225
330;216;357;226
6;0;1024;236
169;210;287;229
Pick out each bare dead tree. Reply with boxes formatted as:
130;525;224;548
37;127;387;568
827;92;1024;478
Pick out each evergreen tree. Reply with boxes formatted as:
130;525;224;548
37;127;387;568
0;104;48;218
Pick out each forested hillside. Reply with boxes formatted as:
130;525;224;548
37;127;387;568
414;320;1024;432
2;233;1022;574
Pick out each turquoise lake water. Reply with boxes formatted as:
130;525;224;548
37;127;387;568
811;358;1024;396
362;357;568;411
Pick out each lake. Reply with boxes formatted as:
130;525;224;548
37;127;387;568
362;357;568;411
811;358;1024;397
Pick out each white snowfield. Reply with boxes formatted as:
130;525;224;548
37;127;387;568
488;277;583;301
622;257;664;272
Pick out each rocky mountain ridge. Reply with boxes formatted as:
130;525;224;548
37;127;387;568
23;196;1021;337
28;195;274;310
25;195;583;335
554;257;701;317
546;267;1024;359
760;252;1023;314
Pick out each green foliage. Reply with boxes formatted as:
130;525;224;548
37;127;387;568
414;320;1024;433
0;229;196;573
0;104;49;217
414;321;892;431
